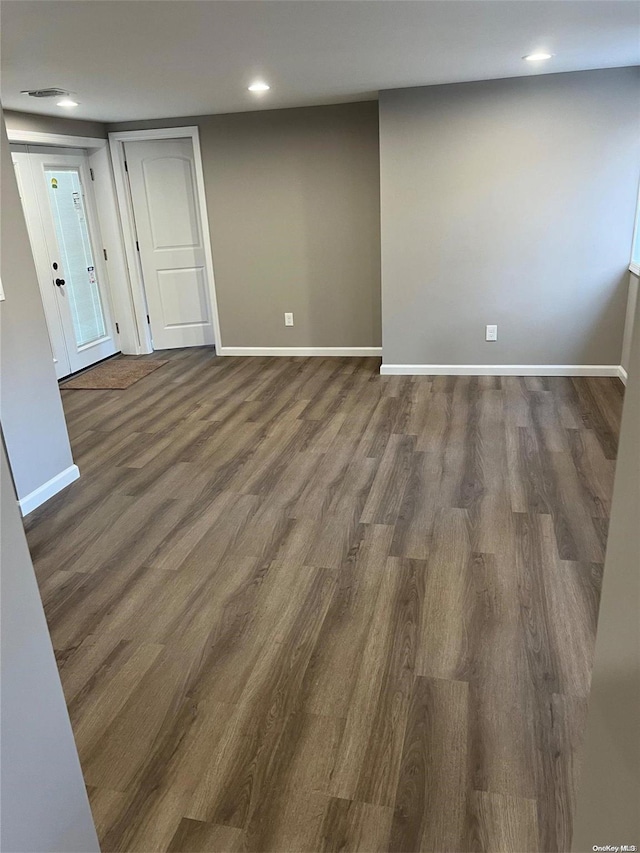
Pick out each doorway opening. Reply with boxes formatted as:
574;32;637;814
108;127;222;353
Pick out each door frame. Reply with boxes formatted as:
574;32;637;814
108;127;222;354
6;129;140;355
13;145;121;376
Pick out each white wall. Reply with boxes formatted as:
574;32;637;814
0;115;77;510
0;439;99;853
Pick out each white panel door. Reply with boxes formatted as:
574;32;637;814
124;139;215;349
11;145;119;378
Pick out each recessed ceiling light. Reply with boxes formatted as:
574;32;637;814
248;81;270;93
57;98;79;108
523;52;553;62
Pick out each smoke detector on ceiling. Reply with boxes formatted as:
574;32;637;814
21;88;71;99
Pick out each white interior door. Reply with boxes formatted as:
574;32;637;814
124;138;215;350
11;145;118;378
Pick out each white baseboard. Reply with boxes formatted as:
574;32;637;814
618;365;628;385
218;346;382;357
18;465;80;517
379;364;623;377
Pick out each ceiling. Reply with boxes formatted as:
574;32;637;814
2;1;639;123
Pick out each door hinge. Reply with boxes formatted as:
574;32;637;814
147;314;150;324
124;160;128;173
115;322;120;334
103;248;108;261
89;167;95;181
136;240;140;252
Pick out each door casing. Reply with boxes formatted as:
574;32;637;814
6;129;139;356
108;127;222;354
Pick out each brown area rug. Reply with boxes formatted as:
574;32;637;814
62;357;169;390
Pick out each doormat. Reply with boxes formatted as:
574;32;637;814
61;357;169;390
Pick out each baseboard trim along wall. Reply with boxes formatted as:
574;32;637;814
618;366;628;385
380;363;625;378
18;465;80;517
218;347;383;357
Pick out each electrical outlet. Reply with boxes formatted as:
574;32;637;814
486;324;498;342
284;312;294;327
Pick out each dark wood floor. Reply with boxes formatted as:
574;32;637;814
25;349;624;853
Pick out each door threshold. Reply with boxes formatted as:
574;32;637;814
58;351;122;385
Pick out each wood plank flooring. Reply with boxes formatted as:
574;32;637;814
24;349;624;853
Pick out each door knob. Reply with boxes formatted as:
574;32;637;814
55;278;65;286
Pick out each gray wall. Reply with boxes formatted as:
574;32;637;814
379;67;640;367
3;109;107;139
571;285;640;850
622;271;639;375
110;102;381;348
0;439;99;853
0;116;75;502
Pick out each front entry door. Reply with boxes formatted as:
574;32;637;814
11;145;118;378
124;138;215;350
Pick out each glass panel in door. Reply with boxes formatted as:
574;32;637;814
44;168;107;347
